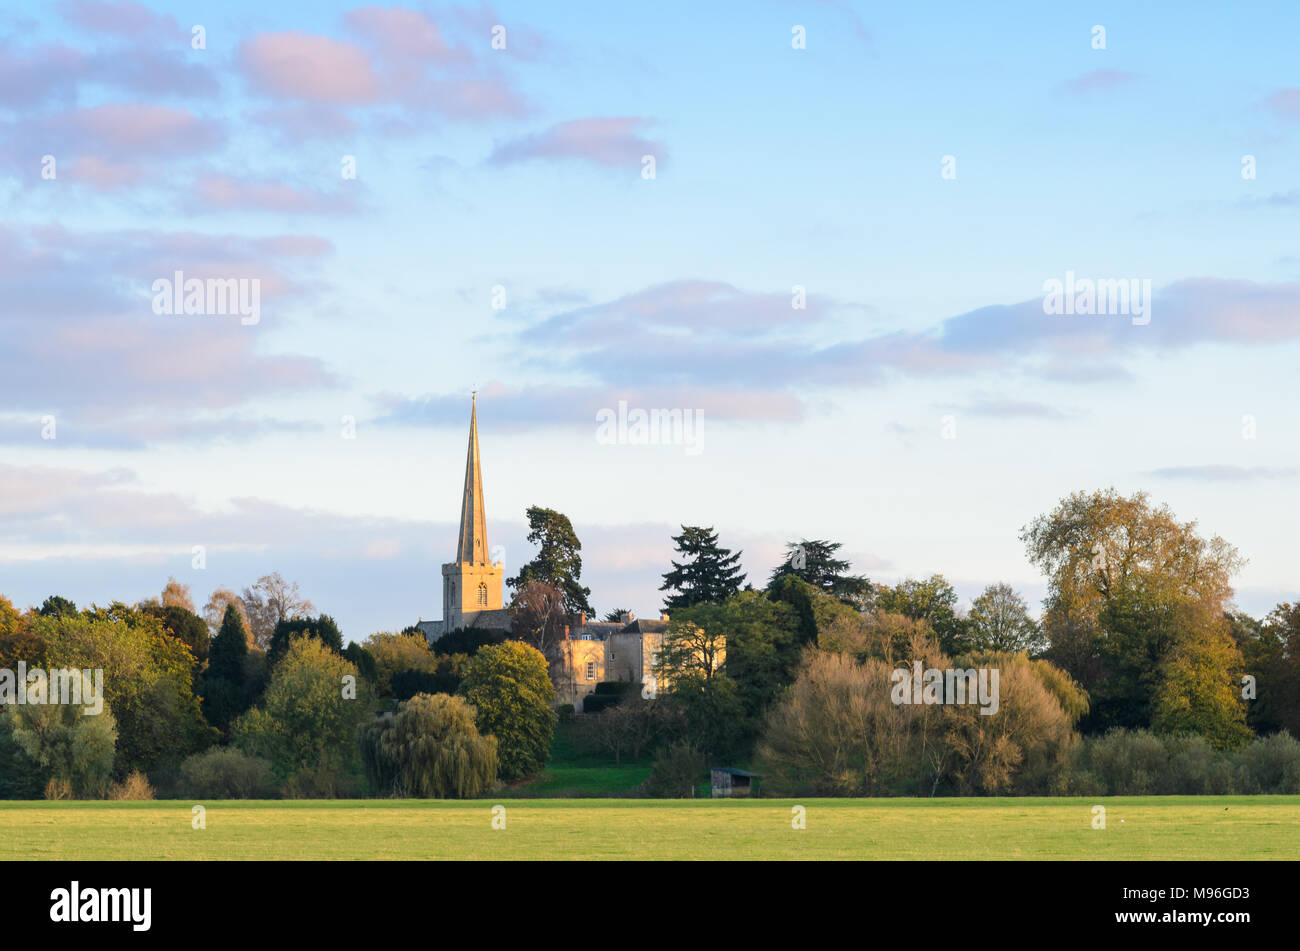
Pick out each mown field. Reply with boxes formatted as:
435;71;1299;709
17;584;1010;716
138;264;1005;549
2;796;1297;860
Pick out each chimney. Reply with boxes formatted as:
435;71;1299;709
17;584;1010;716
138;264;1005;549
618;610;633;624
563;624;570;640
660;611;669;622
578;611;586;628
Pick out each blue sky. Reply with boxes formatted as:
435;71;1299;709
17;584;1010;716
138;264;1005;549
2;1;1298;639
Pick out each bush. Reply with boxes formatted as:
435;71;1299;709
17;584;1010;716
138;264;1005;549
1070;729;1169;795
1234;731;1300;794
556;703;576;723
179;748;276;799
107;770;155;800
642;741;707;798
44;778;73;800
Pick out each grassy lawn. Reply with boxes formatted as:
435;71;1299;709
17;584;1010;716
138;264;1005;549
1;796;1297;860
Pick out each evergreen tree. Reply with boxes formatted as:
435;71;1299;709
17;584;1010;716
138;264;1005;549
506;506;594;615
660;525;746;611
767;539;872;606
267;614;344;667
203;605;250;733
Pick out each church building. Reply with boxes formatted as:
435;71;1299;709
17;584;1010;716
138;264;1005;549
415;395;511;641
416;397;717;711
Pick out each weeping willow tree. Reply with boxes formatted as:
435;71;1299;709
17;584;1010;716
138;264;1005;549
360;693;497;798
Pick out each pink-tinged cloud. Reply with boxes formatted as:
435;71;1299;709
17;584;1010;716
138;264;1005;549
0;225;340;434
66;155;142;190
58;0;182;38
344;6;455;61
1264;87;1300;121
60;103;222;157
488;117;665;167
240;32;382;104
1059;69;1140;95
194;174;360;215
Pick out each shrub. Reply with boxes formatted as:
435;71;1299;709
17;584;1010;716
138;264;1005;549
642;741;707;798
179;747;276;799
44;778;73;800
1071;729;1168;795
107;770;155;800
1234;731;1300;794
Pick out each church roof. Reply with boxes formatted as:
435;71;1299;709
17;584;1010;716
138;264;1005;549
455;395;490;565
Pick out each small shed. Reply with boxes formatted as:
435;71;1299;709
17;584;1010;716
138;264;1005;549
710;767;761;798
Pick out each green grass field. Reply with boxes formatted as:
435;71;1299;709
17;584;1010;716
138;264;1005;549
2;796;1297;860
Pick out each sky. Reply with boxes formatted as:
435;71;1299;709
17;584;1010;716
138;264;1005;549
1;1;1298;641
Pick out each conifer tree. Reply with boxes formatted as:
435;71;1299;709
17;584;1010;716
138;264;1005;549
660;526;746;611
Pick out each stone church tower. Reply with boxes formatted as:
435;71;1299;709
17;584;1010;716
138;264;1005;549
438;395;506;634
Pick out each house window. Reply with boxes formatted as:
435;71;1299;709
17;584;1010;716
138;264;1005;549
478;582;488;606
585;661;596;681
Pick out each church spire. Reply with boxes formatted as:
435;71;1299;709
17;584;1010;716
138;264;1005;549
455;393;489;565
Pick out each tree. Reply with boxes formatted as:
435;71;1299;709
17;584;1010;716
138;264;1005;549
0;596;43;672
38;596;78;618
160;577;195;613
362;632;439;698
430;626;507;658
660;525;746;610
359;693;498;798
35;607;213;776
203;605;252;733
267;614;343;667
458;641;556;781
967;583;1044;655
242;572;314;649
1242;604;1300;737
140;602;210;671
1021;489;1247;741
767;539;872;606
680;588;799;723
203;589;250;642
508;581;570;661
232;638;369;796
875;575;970;655
576;697;668;765
2;669;117;798
507;506;593;615
654;620;726;686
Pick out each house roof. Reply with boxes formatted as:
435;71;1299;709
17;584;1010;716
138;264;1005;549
710;767;762;777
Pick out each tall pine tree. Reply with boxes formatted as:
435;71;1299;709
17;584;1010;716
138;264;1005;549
202;604;251;733
660;526;746;611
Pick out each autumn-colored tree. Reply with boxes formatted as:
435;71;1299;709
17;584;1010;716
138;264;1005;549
203;588;251;644
242;572;314;649
1021;489;1247;741
507;581;570;661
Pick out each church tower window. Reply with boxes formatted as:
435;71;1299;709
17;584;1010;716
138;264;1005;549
478;582;488;606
